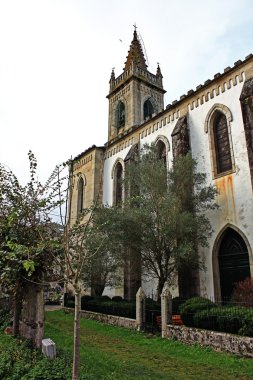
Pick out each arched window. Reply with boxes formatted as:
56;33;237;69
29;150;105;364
144;99;154;120
205;104;234;178
213;112;232;174
77;177;85;215
218;228;250;300
156;140;166;166
116;101;125;129
114;162;123;205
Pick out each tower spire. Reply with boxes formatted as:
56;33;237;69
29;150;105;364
124;26;147;71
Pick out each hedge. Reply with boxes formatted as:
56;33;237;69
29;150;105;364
179;297;216;326
194;306;253;337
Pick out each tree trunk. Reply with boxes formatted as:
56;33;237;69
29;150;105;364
12;286;22;336
157;278;165;299
20;285;44;348
72;287;81;380
35;288;44;348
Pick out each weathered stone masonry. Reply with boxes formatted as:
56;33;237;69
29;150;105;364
240;77;253;191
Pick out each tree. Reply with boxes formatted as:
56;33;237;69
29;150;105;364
0;152;118;379
81;205;125;296
65;165;123;379
95;144;217;297
0;151;65;346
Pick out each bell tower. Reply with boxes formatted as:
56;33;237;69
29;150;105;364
107;28;166;142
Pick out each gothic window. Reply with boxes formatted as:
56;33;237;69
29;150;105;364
156;140;166;166
205;104;234;178
144;99;154;120
213;112;232;174
114;162;123;205
218;228;250;300
77;177;85;215
116;101;125;129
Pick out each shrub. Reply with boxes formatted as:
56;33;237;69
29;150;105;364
231;277;253;307
145;298;160;307
111;296;124;302
95;295;111;302
66;300;75;309
81;295;94;309
64;294;75;308
172;297;185;315
0;310;11;330
0;334;72;380
239;313;253;337
45;299;60;306
194;306;253;337
193;308;218;330
83;299;136;319
179;297;216;326
22;355;71;379
215;307;245;334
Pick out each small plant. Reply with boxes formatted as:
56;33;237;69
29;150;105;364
0;333;72;379
0;310;11;330
231;277;253;307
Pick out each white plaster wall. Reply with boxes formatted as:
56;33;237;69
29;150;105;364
103;80;253;299
103;147;129;206
103;117;179;205
138;119;176;168
189;78;253;298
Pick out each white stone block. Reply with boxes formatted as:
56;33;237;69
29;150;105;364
42;338;56;359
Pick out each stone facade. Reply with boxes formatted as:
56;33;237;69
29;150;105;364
69;146;104;226
68;30;253;301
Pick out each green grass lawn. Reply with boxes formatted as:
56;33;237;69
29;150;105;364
45;310;253;380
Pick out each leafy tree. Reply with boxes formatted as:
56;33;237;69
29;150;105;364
0;151;65;346
82;206;124;296
95;144;217;297
65;173;123;379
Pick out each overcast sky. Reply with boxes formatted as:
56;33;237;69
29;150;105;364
1;0;253;184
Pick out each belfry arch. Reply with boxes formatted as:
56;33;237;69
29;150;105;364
213;225;252;301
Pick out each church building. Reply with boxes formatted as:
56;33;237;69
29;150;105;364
68;29;253;301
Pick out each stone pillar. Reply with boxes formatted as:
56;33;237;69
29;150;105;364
20;285;44;348
161;283;172;338
136;287;146;331
240;77;253;192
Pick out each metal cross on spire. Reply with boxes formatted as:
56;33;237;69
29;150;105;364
133;22;137;31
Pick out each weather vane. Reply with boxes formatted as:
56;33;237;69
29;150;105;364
133;22;137;31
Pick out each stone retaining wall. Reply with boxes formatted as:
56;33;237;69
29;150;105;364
166;324;253;358
64;308;136;330
64;307;253;357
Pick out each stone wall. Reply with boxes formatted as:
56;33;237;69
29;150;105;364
166;324;253;358
65;308;136;330
64;307;253;357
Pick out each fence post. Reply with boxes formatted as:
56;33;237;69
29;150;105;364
161;282;172;338
136;287;146;331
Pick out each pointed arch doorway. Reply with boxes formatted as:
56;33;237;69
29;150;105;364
214;227;251;301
